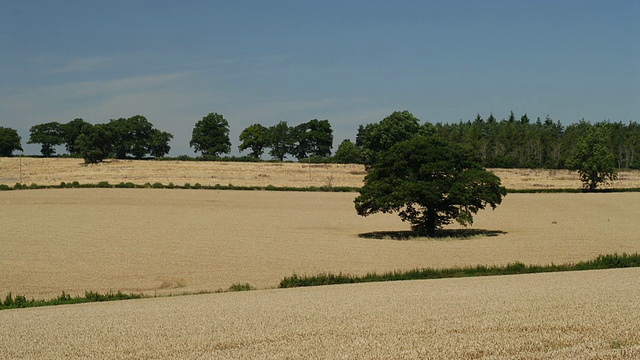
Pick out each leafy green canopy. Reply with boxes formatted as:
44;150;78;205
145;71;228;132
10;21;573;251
190;113;231;157
239;123;269;159
267;121;293;161
291;119;333;160
567;126;617;191
27;122;64;157
355;136;506;237
0;126;23;156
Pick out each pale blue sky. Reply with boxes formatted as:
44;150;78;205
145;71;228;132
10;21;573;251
1;0;638;157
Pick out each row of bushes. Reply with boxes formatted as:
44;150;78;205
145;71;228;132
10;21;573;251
279;252;640;288
0;181;360;192
3;181;640;194
1;283;257;311
0;291;141;310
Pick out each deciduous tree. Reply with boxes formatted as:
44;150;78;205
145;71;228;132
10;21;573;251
268;121;293;161
567;126;617;191
239;123;269;159
0;127;23;156
292;119;333;160
27;122;64;157
355;136;506;237
190;113;231;157
75;124;113;164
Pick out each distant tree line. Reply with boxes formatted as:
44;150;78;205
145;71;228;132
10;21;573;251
16;116;174;163
2;110;638;172
189;113;334;161
334;111;640;170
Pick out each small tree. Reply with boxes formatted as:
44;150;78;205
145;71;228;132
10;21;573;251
355;136;506;237
0;127;23;156
334;139;363;164
268;121;293;161
567;126;617;191
28;122;64;157
147;129;173;158
292;119;334;160
75;124;113;164
60;118;91;155
239;123;269;159
190;113;231;157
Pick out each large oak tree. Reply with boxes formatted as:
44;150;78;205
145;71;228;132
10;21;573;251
355;135;506;237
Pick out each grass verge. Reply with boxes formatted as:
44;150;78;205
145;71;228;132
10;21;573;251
279;253;640;288
0;291;141;311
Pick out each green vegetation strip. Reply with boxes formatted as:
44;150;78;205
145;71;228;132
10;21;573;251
0;291;141;311
0;283;257;311
279;253;640;288
3;181;640;193
0;181;359;192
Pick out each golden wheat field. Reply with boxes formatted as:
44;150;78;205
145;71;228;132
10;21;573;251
1;158;640;358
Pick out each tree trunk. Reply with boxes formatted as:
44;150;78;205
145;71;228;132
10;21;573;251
426;207;437;237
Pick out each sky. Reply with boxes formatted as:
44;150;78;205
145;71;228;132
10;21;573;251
1;0;638;157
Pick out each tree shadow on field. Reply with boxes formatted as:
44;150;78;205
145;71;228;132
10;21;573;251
358;229;506;241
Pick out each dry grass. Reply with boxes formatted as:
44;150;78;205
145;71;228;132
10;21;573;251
1;158;640;358
2;157;640;189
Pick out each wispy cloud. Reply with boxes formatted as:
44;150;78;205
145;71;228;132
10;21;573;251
50;56;115;74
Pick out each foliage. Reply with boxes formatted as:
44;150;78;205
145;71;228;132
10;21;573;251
291;119;333;160
190;112;231;157
60;118;91;155
75;123;113;164
267;121;294;161
27;122;64;157
147;128;173;158
357;110;421;165
279;252;640;288
0;126;23;156
227;283;256;292
0;291;142;311
567;126;618;191
239;123;269;158
334;139;363;164
106;115;172;159
355;135;506;236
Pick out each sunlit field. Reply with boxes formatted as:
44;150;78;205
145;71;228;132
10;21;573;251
1;158;639;358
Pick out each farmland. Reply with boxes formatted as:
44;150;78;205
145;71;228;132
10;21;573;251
1;158;639;358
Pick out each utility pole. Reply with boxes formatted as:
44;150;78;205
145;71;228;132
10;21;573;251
19;153;23;184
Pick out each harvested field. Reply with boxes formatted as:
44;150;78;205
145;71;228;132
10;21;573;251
2;157;640;189
1;269;639;359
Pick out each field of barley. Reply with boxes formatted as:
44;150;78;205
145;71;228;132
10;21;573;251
1;158;639;358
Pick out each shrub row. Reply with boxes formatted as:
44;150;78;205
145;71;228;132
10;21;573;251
0;181;360;192
279;252;640;288
0;291;141;310
3;181;640;194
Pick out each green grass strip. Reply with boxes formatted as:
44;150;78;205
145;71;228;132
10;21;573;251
0;291;142;311
279;253;640;288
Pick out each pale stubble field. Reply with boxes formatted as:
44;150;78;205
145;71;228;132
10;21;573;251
1;159;640;358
